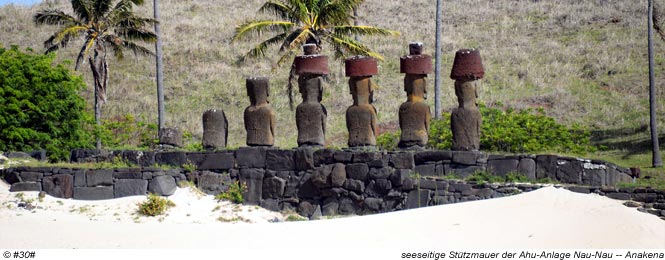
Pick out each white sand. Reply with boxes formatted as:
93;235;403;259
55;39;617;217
0;180;663;249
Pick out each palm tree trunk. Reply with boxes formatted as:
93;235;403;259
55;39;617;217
648;0;663;167
434;0;443;119
154;0;165;133
353;7;359;41
89;56;102;149
94;87;101;149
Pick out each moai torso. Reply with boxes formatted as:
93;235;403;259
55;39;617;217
202;109;228;150
296;75;327;146
244;77;276;146
450;49;484;151
346;77;378;147
398;43;433;148
399;74;431;147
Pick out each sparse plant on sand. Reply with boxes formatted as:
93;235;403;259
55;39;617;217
215;181;247;204
138;193;175;216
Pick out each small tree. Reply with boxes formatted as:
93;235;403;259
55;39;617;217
0;46;92;161
34;0;157;149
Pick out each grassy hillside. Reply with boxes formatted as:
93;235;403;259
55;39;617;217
0;0;664;160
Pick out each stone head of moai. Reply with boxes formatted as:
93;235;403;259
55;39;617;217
294;43;329;147
450;48;484;151
295;43;329;103
202;109;228;150
244;77;276;147
345;55;379;147
398;42;433;148
400;42;433;100
246;76;270;106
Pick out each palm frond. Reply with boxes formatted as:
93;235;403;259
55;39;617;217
34;9;80;26
43;25;87;54
121;40;154;57
115;27;157;42
654;1;665;42
237;32;288;64
71;0;92;22
326;34;383;60
317;0;354;26
75;37;95;70
93;0;113;18
287;28;314;50
232;20;295;42
332;25;400;37
259;1;296;22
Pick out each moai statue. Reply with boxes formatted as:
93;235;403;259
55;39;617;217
202;109;228;150
244;77;276;146
294;44;328;147
345;56;379;147
398;42;433;148
450;49;484;151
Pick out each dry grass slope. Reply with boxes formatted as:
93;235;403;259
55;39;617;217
0;0;664;149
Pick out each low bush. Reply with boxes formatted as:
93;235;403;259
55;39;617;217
215;181;246;204
138;194;175;216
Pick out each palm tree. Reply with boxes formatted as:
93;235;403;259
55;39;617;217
34;0;157;149
649;0;663;167
231;0;399;106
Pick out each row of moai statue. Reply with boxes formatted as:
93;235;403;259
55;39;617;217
186;43;485;151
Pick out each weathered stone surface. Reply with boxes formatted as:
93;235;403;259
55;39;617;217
451;83;481;151
367;157;389;168
266;150;295;171
73;186;113;200
202;109;228;149
338;197;359;215
298;200;318;218
296;74;327;147
297;174;321;199
346;74;378;147
311;164;333;188
518;158;536;180
197;171;232;195
567;186;590;194
260;199;280;212
536;155;558;180
244;77;276;147
113;168;143;179
487;159;519;177
445;164;484;179
73;170;86;187
235;147;268;169
414;151;452;164
43;174;74;199
390;152;415;169
366;179;392;197
452;151;478;165
369;167;393;179
159;127;183;147
70;149;111;163
10;182;41;192
414;164;437;176
390;169;411;187
154;152;187;167
4;151;31;159
346;163;369;181
3;171;21;184
121;150;155;167
450;48;484;80
330;163;347;187
114;179;148;198
294;148;315;170
606;192;632;200
240;168;265;205
322;198;339;216
632;193;658;203
583;169;606;187
364;197;384;212
398;75;431;148
262;176;286;199
148;175;177;196
406;189;431;209
20;172;43;182
313;149;335;166
343;179;365;193
557;160;583;184
187;152;235;171
86;169;113;186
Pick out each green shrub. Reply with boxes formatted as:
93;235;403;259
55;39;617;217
377;104;596;154
0;46;93;161
215;181;246;204
138;194;176;216
98;114;158;149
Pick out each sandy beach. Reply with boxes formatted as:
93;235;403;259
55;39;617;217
1;180;663;249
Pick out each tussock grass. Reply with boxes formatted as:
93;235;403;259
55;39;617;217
0;0;663;151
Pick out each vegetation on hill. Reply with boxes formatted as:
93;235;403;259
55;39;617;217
0;46;92;161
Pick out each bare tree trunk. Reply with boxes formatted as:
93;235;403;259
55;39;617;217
154;0;165;133
434;0;443;119
89;55;102;149
649;0;663;167
353;7;359;41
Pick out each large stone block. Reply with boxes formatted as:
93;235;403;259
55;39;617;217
113;168;143;179
159;127;183;147
262;176;286;199
114;179;148;198
330;163;347;188
73;186;114;200
43;174;74;199
322;198;339;216
390;152;415;169
451;151;478;165
121;150;155;167
406;189;431;209
187;152;235;171
365;179;392;197
297;173;321;199
536;155;558;180
445;164;484;179
86;169;113;186
266;150;295;171
556;159;583;184
346;163;369;181
73;170;86;187
197;171;233;195
294;147;315;170
313;149;335;166
369;167;393;179
148;175;177;196
414;164;437;177
352;151;382;163
343;179;365;193
338;197;359;215
414;151;452;165
20;172;43;182
240;168;265;205
583;169;606;187
518;158;536;180
154;152;187;167
487;159;519;177
390;169;411;188
235;147;268;169
10;182;41;192
3;171;21;184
